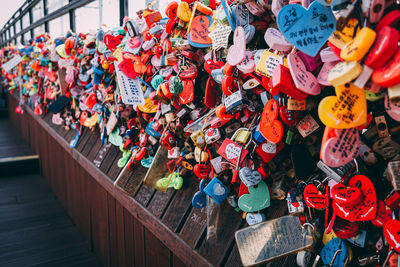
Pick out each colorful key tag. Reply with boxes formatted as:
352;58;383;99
203;177;229;205
365;26;399;70
259;99;284;144
277;1;336;57
340;27;376;62
256;50;282;78
328;61;363;87
264;28;292;52
318;83;367;129
208;24;231;51
238;180;270;212
333;175;377;221
320;127;360;168
177;1;191;22
227;26;246;66
287;53;321;95
320;238;348;267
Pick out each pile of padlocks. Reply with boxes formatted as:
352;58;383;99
1;0;400;265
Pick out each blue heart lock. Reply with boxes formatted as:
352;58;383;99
320;238;348;267
277;1;336;57
192;179;208;209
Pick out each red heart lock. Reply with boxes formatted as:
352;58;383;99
372;47;400;87
204;76;217;108
179;79;194;104
332;217;359;239
331;183;362;206
104;34;123;52
384;219;400;253
222;75;237;96
204;59;224;75
372;200;392;227
118;59;137;79
365;26;399;70
238;181;250;197
127;37;141;49
194;164;211;179
279;106;299;127
179;63;198;80
333;175;377;221
85;92;97;109
375;9;400;33
304;184;327;209
216;105;234;122
259;99;284;144
271;64;308;100
190;16;213;45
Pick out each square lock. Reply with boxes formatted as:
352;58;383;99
256;141;285;163
217;138;249;166
234;129;251;144
168;147;180;159
205;128;221;144
296;114;320;138
224;90;247;114
388;161;400;191
190;130;206;148
287;98;306;111
375;116;389;138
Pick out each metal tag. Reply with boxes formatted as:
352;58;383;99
235;215;314;266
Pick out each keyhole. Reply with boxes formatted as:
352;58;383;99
373;4;382;13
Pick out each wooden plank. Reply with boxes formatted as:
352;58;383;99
173;254;187;267
133;215;145;267
134;183;156;207
114;164;147;195
87;136;103;162
115;201;126;267
222;244;242;267
77;166;92;244
145;228;171;267
99;145;121;174
179;207;207;248
82;130;100;157
147;189;175;219
123;208;134;267
162;177;198;232
106;156;122;182
75;127;91;153
107;194;118;267
89;178;110;266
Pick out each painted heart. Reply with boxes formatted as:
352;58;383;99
304;184;326;209
320;238;348;267
287;53;320;95
332;217;359;239
179;80;194;105
189;16;212;45
385;92;400;122
194;164;210;179
246;212;266;226
238;180;270;212
372;200;392;227
227;26;246;66
318;83;367;129
279;106;300;127
384;219;400;252
277;1;336;57
328;61;363;87
333;175;377;221
133;61;147;74
213;183;226;196
204;59;224;75
297;50;322;72
317;61;338;86
372;47;400;87
259;99;284;144
104;34;123;52
321;127;360;167
264;27;292;52
237;51;255;74
118;59;137;79
239;167;262;187
331;183;362;206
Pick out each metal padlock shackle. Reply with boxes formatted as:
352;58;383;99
231;127;253;147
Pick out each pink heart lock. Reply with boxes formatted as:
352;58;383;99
317;61;339;86
296;51;322;72
320;47;341;63
151;55;162;67
321;127;360;168
236;51;255;74
287;53;321;95
385;92;400;122
264;28;292;52
227;26;246;66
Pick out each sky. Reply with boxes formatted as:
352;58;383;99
0;0;25;30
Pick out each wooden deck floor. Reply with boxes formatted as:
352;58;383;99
0;118;101;267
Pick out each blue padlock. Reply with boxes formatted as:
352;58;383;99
203;177;229;205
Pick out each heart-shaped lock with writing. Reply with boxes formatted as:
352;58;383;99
331;183;363;206
227;26;246;66
238;180;270;212
239;167;262;187
287;53;321;95
304;184;327;209
259;99;283;144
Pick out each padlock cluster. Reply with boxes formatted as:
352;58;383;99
1;0;400;266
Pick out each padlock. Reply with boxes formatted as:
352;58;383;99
341;27;376;62
271;64;308;100
204;127;221;144
190;130;206;148
388;161;400;191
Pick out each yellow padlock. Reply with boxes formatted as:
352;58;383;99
194;146;208;162
328;18;359;49
190;130;206;148
322;229;337;245
341;27;376;61
177;2;192;22
234;129;251;144
328;61;363;87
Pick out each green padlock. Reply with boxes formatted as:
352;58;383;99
168;76;183;95
151;74;164;90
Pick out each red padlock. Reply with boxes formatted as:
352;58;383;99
271;64;307;100
161;132;176;150
365;26;399;69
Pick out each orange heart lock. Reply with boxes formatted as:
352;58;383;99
259;99;283;144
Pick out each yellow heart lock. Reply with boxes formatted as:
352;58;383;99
328;61;363;87
177;2;192;22
138;97;158;113
340;27;376;62
328;18;359;49
318;83;367;129
84;114;99;127
322;230;337;245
